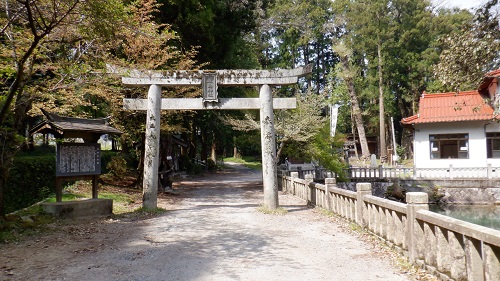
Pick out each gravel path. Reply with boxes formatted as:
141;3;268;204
1;163;411;281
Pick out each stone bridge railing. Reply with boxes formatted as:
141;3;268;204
279;173;500;281
280;164;500;181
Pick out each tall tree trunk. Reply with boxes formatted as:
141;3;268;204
377;38;387;162
340;57;370;160
201;131;208;164
211;131;216;162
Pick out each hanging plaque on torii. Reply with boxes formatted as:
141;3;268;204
110;64;312;210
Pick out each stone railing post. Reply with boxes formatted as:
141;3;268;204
356;183;372;227
305;174;314;205
449;164;454;179
487;163;493;179
324;178;336;211
406;192;429;264
290;172;299;195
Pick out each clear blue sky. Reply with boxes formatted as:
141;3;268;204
432;0;488;10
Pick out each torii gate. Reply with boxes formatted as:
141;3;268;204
116;65;312;210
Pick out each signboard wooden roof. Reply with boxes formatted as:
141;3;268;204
30;109;122;140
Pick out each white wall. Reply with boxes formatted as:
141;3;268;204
413;121;498;168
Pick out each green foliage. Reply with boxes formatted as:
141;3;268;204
434;0;499;92
132;207;167;216
223;156;262;170
396;145;406;162
44;193;86;203
234;132;261;156
309;124;347;181
5;155;56;214
177;154;204;174
0;211;55;243
80;0;128;40
275;92;328;160
105;154;128;177
263;0;337;92
158;0;261;68
280;140;313;163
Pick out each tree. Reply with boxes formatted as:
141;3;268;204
332;43;371;160
0;0;99;218
260;0;337;93
434;0;500;91
223;90;327;162
331;0;474;160
309;123;347;180
274;92;327;160
0;0;196;217
154;0;264;164
350;0;397;162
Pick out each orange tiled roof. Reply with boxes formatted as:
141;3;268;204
401;90;496;125
486;69;500;77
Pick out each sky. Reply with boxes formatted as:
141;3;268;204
432;0;489;10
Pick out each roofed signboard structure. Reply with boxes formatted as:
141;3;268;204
30;110;121;208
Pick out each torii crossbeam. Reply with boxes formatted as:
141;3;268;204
114;64;312;210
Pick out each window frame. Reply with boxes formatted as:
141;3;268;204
429;133;469;159
486;132;500;158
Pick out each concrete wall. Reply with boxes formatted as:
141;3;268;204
414;121;492;169
281;174;500;281
41;199;113;218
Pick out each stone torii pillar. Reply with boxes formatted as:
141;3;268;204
115;65;312;209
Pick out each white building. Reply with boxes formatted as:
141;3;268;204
401;70;500;171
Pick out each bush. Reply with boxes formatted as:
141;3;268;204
101;150;118;174
5;149;132;214
206;159;217;171
5;154;56;213
105;154;128;177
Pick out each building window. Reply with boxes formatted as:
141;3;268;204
429;134;469;159
487;132;500;158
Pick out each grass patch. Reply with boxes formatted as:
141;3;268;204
224;156;262;170
257;205;288;215
0;207;55;243
44;193;86;202
99;192;135;204
318;207;336;218
133;207;167;215
1;179;145;243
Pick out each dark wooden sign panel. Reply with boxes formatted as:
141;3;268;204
56;143;101;176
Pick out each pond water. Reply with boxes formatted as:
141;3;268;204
429;205;500;231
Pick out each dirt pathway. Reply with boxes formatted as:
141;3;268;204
1;163;412;281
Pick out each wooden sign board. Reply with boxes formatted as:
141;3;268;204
56;143;101;176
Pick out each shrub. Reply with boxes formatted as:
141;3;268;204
5;149;131;214
106;154;128;177
206;159;217;171
5;154;56;213
101;150;118;174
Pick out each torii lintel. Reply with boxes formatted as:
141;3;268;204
109;64;313;86
123;98;297;111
